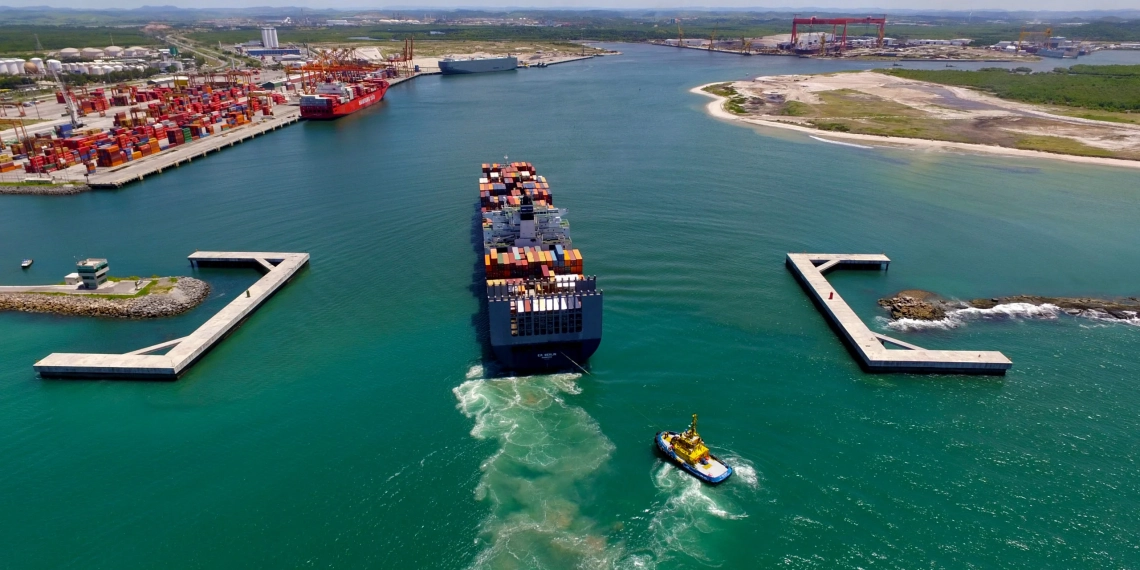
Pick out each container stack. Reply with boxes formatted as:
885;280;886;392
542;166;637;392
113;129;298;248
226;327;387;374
484;245;584;279
479;162;552;212
5;81;284;175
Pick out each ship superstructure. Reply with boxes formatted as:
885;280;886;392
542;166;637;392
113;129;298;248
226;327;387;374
299;75;389;120
479;162;602;370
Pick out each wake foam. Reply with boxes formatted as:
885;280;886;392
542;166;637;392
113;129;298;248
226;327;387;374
641;462;749;564
455;364;760;568
882;302;1061;332
454;366;629;569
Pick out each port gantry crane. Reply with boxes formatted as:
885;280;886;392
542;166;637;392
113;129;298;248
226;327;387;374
708;24;718;51
677;22;684;47
790;15;887;53
300;47;390;93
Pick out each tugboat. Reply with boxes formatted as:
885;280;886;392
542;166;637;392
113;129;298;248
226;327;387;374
21;258;33;269
655;414;733;484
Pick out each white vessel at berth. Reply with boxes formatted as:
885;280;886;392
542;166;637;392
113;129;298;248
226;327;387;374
439;56;518;75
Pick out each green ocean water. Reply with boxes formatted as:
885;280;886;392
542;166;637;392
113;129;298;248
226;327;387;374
1;45;1139;568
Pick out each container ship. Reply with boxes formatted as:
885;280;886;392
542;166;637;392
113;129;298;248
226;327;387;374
479;162;603;370
299;77;389;120
440;56;518;75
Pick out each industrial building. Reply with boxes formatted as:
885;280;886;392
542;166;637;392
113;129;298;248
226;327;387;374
76;259;109;289
245;48;302;57
260;27;280;49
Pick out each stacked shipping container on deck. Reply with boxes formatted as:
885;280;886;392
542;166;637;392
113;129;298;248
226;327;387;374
478;161;603;370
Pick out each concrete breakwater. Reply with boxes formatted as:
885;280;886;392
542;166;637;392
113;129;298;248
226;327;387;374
0;277;209;318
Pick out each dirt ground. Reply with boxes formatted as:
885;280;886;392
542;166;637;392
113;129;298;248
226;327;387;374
721;71;1140;160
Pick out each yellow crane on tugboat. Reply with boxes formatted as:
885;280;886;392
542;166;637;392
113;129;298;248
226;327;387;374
656;414;733;484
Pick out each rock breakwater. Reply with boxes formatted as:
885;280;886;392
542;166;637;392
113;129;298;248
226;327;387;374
0;277;209;318
879;290;1140;325
0;184;91;196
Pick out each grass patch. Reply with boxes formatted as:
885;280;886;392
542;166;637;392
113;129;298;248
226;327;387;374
1015;136;1117;158
882;66;1140;112
28;280;156;300
780;101;811;116
811;121;852;132
701;83;749;114
0;180;65;187
815;90;925;119
0;118;44;129
1058;110;1138;124
702;83;738;98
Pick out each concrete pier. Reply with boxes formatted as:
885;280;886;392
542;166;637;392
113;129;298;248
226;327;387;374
86;108;302;189
786;253;1012;375
34;251;309;380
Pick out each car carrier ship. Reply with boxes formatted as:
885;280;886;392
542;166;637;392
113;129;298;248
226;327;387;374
440;56;518;75
299;77;389;120
479;162;603;370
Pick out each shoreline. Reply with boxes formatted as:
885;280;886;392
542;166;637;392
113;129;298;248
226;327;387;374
0;184;91;196
692;83;1140;171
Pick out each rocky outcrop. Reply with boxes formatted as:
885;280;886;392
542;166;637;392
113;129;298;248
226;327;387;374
0;277;209;318
967;294;1140;319
877;290;948;321
0;184;90;195
879;290;1140;322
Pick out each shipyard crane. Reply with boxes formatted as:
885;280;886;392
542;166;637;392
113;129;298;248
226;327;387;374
741;37;753;54
791;16;887;51
677;22;684;47
1017;27;1052;53
709;24;718;51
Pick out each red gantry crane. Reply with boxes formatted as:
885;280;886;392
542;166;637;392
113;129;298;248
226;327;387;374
791;16;887;52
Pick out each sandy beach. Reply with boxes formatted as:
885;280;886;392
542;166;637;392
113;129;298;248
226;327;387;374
693;74;1140;171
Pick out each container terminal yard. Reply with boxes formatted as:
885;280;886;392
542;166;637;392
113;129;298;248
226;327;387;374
0;44;599;191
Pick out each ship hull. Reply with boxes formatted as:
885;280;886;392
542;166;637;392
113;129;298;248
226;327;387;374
300;84;388;120
440;57;518;75
1038;48;1077;59
491;339;601;371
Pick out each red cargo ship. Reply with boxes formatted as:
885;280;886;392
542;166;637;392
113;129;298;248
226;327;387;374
299;78;389;120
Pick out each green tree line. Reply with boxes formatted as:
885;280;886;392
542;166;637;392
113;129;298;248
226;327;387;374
0;25;154;54
883;66;1140;111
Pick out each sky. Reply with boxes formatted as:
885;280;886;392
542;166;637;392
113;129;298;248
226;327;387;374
2;0;1136;12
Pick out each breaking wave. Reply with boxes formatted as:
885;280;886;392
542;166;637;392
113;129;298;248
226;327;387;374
1074;308;1140;327
454;366;633;570
882;302;1061;332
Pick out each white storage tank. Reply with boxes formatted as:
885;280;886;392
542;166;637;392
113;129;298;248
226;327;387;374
59;48;80;60
90;65;104;75
47;59;62;72
0;60;10;75
29;58;44;73
105;46;124;58
112;64;124;72
81;47;104;59
9;59;25;75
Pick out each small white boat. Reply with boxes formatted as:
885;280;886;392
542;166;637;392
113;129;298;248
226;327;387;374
21;259;33;269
